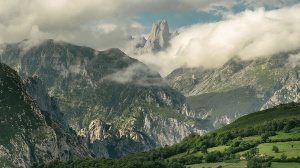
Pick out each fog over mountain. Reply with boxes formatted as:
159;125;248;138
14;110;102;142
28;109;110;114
133;4;300;76
1;1;299;77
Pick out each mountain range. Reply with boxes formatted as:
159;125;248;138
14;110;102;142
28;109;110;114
0;39;208;161
167;52;300;128
1;20;300;167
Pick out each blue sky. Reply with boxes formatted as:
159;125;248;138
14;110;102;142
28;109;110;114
1;0;299;76
135;10;222;33
134;1;297;33
0;0;299;50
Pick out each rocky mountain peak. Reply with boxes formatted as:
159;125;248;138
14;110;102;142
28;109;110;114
0;40;209;159
150;20;170;41
135;20;171;54
146;20;170;51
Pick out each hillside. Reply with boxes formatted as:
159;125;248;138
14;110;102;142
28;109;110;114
0;63;91;168
31;102;300;168
0;39;209;158
166;53;300;128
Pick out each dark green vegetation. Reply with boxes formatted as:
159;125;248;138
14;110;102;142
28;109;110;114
0;62;91;167
187;86;263;121
0;62;44;144
31;102;300;168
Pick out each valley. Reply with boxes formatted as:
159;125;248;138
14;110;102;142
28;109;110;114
1;1;300;168
31;102;300;168
1;38;300;167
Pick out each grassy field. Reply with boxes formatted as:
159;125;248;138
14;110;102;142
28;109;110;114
269;128;300;140
187;162;300;168
208;145;229;152
168;145;230;160
213;104;300;134
242;135;261;141
257;141;300;158
187;161;247;168
166;151;188;160
272;162;300;168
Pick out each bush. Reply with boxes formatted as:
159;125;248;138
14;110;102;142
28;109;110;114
272;146;279;153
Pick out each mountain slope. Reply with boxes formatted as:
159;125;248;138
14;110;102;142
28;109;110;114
0;39;209;158
166;53;300;127
0;63;91;168
31;102;300;168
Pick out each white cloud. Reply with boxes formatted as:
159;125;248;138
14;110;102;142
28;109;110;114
101;63;164;86
134;4;300;76
1;0;297;49
287;53;300;68
0;0;299;77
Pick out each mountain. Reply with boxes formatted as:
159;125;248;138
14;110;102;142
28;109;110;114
134;20;177;54
0;63;91;168
25;76;70;132
0;39;209;158
32;102;300;168
166;53;300;128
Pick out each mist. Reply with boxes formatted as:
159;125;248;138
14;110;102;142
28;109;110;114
133;4;300;77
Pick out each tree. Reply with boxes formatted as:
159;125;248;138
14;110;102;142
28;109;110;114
272;146;279;153
205;151;223;163
280;153;287;161
247;158;263;168
261;133;269;142
200;145;208;154
249;147;259;156
264;161;272;168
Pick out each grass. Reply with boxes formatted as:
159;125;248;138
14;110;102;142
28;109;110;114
242;135;261;141
167;145;230;160
208;145;229;152
257;141;300;158
272;162;300;168
269;128;300;140
187;161;247;168
187;162;300;168
167;152;188;160
214;103;300;133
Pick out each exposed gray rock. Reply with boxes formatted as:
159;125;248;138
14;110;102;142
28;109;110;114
0;39;208;159
261;84;300;110
78;108;206;158
0;63;92;168
135;20;171;54
166;53;300;129
25;76;69;131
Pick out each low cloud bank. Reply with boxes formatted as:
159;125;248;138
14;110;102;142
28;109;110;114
101;63;164;86
134;4;300;76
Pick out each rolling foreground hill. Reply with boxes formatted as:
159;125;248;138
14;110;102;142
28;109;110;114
34;102;300;168
0;39;209;158
0;63;92;168
166;53;300;128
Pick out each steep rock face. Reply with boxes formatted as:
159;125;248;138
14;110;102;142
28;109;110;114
0;39;208;158
145;20;170;52
0;63;91;168
261;84;300;110
135;20;171;54
25;76;70;131
166;53;300;128
78;107;206;158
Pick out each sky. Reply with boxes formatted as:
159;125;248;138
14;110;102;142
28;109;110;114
1;0;300;76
